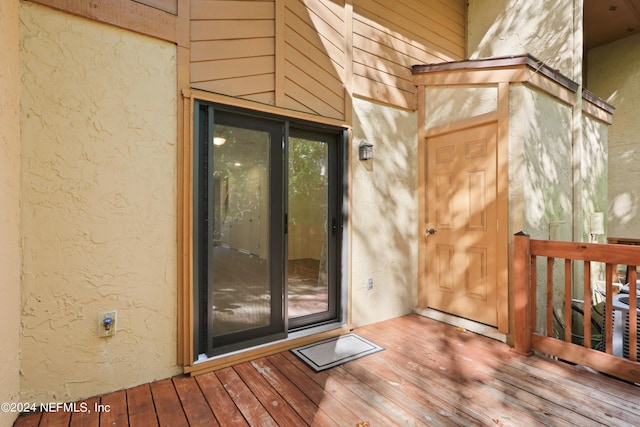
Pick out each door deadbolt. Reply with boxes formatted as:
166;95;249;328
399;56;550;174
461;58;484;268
426;228;437;235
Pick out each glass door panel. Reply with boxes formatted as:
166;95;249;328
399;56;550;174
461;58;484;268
287;137;330;319
210;124;271;337
193;102;344;359
287;128;341;330
194;104;285;358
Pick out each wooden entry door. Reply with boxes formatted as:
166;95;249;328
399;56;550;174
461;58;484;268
426;121;498;327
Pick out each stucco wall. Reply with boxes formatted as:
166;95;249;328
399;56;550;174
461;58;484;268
20;3;180;402
580;113;609;244
587;34;640;240
509;84;574;332
424;85;498;129
509;84;573;240
467;0;580;80
0;0;22;425
351;97;418;327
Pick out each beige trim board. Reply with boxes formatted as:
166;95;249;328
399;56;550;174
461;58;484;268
27;0;179;43
413;307;507;343
582;99;614;124
187;89;350;129
412;55;581;108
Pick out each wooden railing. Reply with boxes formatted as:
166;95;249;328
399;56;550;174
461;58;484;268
513;233;640;384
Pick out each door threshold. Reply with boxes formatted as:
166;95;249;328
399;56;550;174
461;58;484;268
413;307;507;343
185;322;349;376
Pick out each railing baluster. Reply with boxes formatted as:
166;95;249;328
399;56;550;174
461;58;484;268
531;255;537;333
605;263;614;354
547;257;554;337
629;266;638;362
583;261;592;349
520;238;640;384
564;259;572;343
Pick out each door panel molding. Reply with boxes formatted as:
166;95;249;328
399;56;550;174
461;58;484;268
424;118;500;327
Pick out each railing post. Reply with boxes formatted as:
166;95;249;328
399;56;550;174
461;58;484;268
513;232;532;355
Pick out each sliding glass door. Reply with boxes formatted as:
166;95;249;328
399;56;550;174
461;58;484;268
287;128;341;330
193;102;345;359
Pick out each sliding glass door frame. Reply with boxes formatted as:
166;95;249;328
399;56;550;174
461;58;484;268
286;125;344;331
193;101;346;360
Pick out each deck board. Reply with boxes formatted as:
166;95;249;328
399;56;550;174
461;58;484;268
195;372;248;427
12;314;640;427
99;390;128;427
215;367;277;427
172;375;219;426
35;410;69;427
149;378;189;427
249;357;340;427
127;384;158;427
69;396;99;427
265;353;361;424
233;362;308;426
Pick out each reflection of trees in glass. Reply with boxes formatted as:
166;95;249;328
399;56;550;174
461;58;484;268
289;138;328;288
289;138;328;227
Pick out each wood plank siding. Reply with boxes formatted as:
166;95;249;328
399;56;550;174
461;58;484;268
283;0;346;119
190;0;276;104
26;0;180;43
14;315;640;427
190;0;465;118
352;0;465;109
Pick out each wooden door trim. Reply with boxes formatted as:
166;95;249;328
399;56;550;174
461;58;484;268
418;110;508;333
496;83;510;333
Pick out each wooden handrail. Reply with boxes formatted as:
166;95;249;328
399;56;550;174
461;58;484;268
513;233;640;384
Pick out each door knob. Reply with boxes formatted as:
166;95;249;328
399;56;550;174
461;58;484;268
426;228;437;235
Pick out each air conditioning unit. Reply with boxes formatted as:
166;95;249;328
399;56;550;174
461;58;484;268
614;295;640;361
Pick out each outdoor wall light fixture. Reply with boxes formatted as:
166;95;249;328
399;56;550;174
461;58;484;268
359;141;374;160
213;137;226;146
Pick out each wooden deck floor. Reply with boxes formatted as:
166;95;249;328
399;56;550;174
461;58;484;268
13;314;640;427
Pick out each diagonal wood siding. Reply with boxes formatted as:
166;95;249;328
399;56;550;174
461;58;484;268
353;0;465;109
283;0;346;119
189;0;465;117
190;0;276;104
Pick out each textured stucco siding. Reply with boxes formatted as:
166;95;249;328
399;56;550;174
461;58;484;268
424;85;498;129
580;113;608;243
509;84;573;239
19;3;180;402
587;34;640;240
509;84;574;332
351;97;418;327
0;0;22;425
467;0;579;80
